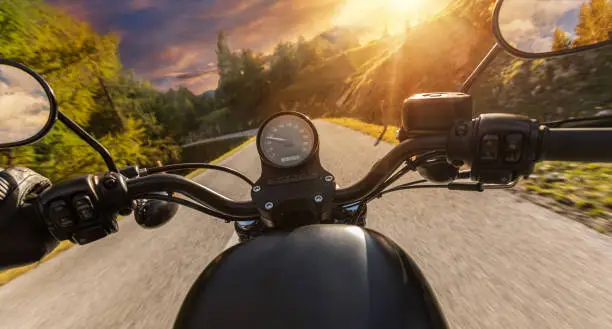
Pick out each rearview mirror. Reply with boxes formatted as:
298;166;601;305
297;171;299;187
0;59;57;148
493;0;612;58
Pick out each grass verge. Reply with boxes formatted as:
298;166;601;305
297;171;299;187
0;137;256;287
324;118;400;145
324;117;612;234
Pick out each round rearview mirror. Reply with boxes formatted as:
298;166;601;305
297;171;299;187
0;59;57;148
493;0;612;58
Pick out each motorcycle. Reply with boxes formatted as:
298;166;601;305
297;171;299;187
1;0;612;328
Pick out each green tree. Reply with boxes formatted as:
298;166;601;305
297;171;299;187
269;41;298;85
215;30;242;108
296;36;321;69
0;0;182;181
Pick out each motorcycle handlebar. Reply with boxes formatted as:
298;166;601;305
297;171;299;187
333;135;448;204
123;135;449;215
125;123;612;217
126;174;259;218
539;127;612;162
31;114;612;247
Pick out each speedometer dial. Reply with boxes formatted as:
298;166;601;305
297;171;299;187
257;112;318;168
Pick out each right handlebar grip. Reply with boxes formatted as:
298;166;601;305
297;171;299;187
540;128;612;162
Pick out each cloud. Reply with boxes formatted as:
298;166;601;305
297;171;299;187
50;0;345;92
497;0;584;53
0;66;51;143
129;0;157;10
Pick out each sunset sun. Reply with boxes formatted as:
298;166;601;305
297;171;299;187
387;0;422;13
333;0;427;37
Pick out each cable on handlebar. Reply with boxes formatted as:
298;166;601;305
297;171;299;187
142;163;254;186
358;150;446;204
334;134;448;205
127;174;259;218
376;180;483;197
364;169;472;202
136;193;248;222
377;184;451;196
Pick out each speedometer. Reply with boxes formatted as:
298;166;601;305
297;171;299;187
257;112;318;168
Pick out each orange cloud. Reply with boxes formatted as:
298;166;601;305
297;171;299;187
50;0;378;92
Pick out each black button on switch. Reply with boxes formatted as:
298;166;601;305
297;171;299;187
49;200;74;228
504;133;523;163
480;134;499;161
73;195;96;221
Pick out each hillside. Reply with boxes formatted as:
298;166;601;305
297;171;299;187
254;35;402;120
338;0;496;123
251;0;497;124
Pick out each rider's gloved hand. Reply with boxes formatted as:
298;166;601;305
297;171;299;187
0;167;59;270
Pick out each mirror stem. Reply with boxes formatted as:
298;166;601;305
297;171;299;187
58;111;119;173
460;44;503;93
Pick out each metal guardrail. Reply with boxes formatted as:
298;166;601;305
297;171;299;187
181;129;258;148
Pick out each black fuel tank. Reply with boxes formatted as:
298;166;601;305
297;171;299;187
174;225;448;329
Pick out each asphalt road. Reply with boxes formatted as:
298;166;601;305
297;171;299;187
2;121;612;329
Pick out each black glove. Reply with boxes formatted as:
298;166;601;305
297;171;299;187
0;167;59;270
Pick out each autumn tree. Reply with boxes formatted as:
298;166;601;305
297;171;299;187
573;0;612;47
552;27;571;51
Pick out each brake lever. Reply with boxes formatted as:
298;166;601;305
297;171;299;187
448;174;517;191
482;181;518;189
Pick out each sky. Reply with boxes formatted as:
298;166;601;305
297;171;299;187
49;0;449;94
497;0;585;53
0;65;51;143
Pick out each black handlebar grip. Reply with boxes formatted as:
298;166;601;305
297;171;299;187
540;128;612;162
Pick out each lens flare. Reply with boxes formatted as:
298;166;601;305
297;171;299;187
333;0;425;37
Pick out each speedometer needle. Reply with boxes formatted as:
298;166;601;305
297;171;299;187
266;136;294;147
266;136;288;142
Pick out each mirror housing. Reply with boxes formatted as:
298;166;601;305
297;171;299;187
0;59;57;148
493;0;612;59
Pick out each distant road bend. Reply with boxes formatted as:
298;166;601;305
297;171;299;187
1;121;612;329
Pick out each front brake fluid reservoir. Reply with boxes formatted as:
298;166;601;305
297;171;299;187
399;92;473;140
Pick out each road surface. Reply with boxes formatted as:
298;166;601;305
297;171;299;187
2;121;612;329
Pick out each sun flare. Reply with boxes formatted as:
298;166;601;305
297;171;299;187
387;0;422;13
333;0;426;38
